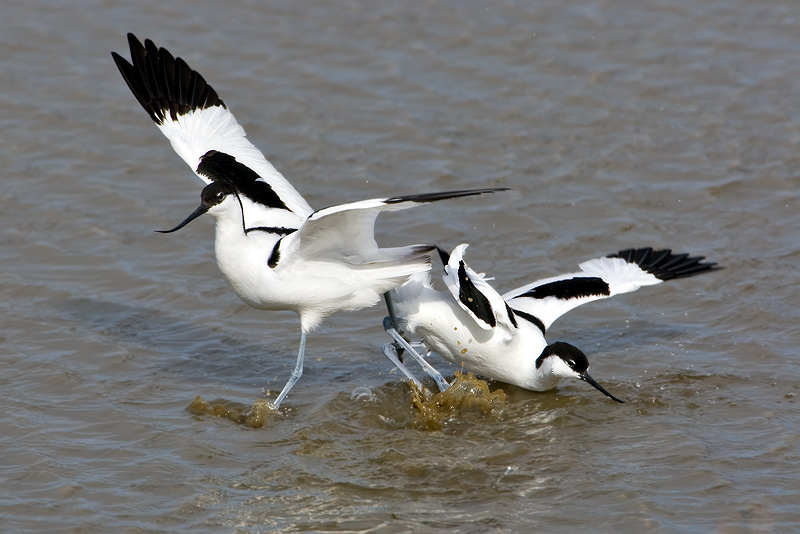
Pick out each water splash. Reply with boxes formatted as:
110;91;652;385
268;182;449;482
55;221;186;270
410;371;507;430
186;396;278;428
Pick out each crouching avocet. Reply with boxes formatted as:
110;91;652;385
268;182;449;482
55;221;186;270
383;245;720;402
111;34;507;409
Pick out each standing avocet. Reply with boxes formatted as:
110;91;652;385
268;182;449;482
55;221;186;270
111;34;506;409
383;245;720;402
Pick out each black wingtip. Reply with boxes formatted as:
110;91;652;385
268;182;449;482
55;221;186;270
434;245;451;272
608;247;722;281
112;33;226;125
384;187;511;205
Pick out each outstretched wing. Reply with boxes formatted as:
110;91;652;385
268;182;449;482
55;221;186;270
270;189;508;273
504;247;720;332
111;33;313;225
440;243;518;333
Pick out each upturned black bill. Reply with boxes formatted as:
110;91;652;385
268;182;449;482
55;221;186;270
580;372;625;403
156;204;210;234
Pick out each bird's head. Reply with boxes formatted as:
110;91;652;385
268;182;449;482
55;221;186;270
537;341;625;403
156;181;239;233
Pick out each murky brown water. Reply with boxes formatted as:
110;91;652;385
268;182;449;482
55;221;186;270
2;0;799;531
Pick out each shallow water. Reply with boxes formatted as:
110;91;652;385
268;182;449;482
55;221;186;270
2;0;799;532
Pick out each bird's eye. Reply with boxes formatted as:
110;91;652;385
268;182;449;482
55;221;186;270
567;359;576;367
216;191;225;200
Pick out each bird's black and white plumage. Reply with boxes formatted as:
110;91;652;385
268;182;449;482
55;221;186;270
112;34;507;409
384;245;720;402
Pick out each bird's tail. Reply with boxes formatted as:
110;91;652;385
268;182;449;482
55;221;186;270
349;244;435;292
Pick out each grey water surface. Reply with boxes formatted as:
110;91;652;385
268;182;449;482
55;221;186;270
1;0;798;532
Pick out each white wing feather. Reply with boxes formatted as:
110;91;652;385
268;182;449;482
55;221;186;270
504;256;662;330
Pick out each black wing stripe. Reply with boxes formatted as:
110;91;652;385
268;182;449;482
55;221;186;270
196;151;290;211
245;226;298;236
510;308;546;335
518;277;611;300
457;261;496;328
504;303;519;329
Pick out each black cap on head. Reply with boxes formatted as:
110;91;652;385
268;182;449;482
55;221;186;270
537;341;625;403
156;182;236;234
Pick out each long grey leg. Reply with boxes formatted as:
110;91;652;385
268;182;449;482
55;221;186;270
270;331;307;410
383;317;450;392
381;343;423;389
